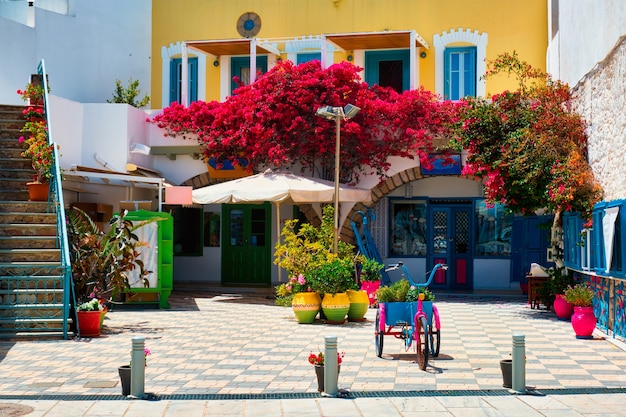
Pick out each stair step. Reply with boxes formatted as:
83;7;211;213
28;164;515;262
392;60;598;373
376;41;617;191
0;201;57;213
0;223;57;236
0;177;30;190
0;212;56;224
0;331;69;340
0;263;65;276
0;147;27;159
0;137;28;149
0;302;64;309
0;190;29;201
0;159;31;170
0;248;60;263
0;236;58;249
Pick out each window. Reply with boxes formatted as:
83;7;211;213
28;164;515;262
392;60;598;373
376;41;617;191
474;200;512;257
231;56;268;94
444;47;476;100
164;205;203;256
365;50;410;93
297;53;321;65
390;200;427;256
169;57;198;104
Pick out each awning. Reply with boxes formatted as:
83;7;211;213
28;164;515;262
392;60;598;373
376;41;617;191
186;38;280;56
324;30;429;51
62;166;175;210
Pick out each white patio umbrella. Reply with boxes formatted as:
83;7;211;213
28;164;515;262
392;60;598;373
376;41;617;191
192;169;372;281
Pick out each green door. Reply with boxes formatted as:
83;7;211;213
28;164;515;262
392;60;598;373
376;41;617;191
221;204;271;286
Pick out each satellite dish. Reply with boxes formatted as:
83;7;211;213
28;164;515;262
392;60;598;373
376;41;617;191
237;12;261;38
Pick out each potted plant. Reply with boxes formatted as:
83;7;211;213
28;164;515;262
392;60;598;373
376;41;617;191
308;350;344;393
550;266;575;320
119;345;151;396
563;283;596;338
357;257;384;307
376;279;436;327
277;274;321;324
17;80;46;106
309;258;358;324
274;205;357;323
17;88;55;199
67;207;155;336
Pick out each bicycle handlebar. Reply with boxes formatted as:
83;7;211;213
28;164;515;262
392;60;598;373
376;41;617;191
384;262;448;288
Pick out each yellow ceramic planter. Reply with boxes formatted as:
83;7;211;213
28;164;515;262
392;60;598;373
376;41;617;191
291;292;321;324
347;289;369;321
321;292;350;324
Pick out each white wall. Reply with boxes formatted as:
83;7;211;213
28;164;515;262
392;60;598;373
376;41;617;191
0;1;151;106
547;0;626;87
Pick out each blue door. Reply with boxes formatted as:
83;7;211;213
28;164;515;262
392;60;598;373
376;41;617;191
429;203;472;290
365;50;410;93
170;58;198;104
231;56;268;93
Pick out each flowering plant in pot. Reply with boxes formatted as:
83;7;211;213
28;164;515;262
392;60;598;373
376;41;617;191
119;346;151;396
17;81;46;105
563;283;596;338
309;350;344;392
67;207;157;336
357;257;384;307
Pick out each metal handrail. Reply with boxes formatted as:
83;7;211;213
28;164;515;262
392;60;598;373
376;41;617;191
38;60;74;339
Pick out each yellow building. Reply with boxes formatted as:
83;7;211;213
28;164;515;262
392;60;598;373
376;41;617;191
151;0;550;291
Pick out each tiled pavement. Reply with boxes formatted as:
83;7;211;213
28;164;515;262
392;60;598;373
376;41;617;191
0;289;625;416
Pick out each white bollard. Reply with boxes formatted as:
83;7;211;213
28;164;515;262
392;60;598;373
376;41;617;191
130;336;146;399
511;333;526;393
323;335;338;396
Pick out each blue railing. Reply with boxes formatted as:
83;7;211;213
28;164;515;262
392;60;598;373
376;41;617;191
38;59;74;339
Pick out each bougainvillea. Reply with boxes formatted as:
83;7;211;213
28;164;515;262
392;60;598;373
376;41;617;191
150;60;456;183
449;52;602;221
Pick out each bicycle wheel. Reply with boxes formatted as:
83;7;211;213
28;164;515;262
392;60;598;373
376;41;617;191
429;325;441;357
375;310;384;358
415;316;429;370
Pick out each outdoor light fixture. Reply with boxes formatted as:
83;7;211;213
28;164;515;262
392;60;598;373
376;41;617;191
314;103;361;253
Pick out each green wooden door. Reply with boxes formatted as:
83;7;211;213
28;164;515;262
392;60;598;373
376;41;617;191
221;204;271;286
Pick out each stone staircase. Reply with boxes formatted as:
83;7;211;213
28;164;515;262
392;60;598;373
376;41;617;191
0;104;70;339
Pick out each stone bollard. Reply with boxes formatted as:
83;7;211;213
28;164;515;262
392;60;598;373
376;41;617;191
511;333;526;393
130;336;146;399
323;335;338;396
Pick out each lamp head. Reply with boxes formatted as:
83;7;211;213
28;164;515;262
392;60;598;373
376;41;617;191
315;105;337;120
343;104;360;119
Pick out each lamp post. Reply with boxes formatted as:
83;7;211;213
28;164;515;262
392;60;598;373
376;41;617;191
315;104;360;254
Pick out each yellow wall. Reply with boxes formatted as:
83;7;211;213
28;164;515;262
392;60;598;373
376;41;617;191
152;0;547;107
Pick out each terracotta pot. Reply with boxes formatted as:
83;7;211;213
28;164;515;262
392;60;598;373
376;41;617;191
571;306;596;338
360;281;380;306
291;292;321;324
26;182;49;201
347;289;369;321
553;294;574;320
77;310;101;337
321;293;350;324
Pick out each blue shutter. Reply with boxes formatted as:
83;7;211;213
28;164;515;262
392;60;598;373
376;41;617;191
231;56;268;94
297;53;321;65
444;47;476;100
169;58;198;104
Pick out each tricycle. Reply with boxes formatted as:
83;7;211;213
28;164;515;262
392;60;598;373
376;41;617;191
375;262;447;370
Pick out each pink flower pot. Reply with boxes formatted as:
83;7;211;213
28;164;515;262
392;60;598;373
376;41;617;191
571;306;596;338
553;294;574;320
361;281;380;307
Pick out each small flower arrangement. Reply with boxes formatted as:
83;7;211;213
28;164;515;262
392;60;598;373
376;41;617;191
17;82;46;105
76;298;105;312
358;257;384;283
406;285;435;302
563;283;594;307
308;351;344;367
17;88;54;184
274;273;313;306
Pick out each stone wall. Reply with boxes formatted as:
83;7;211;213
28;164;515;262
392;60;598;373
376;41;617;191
571;36;626;202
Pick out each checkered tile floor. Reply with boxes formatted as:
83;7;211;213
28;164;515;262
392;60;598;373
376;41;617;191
0;291;624;397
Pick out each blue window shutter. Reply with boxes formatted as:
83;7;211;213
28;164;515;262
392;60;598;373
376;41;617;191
297;53;321;65
444;47;476;100
231;56;268;94
169;58;198;104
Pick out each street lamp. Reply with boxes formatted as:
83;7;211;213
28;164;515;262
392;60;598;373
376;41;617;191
315;103;361;253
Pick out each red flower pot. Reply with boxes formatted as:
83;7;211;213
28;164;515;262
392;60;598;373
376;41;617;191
553;294;574;320
77;310;101;337
571;306;596;338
